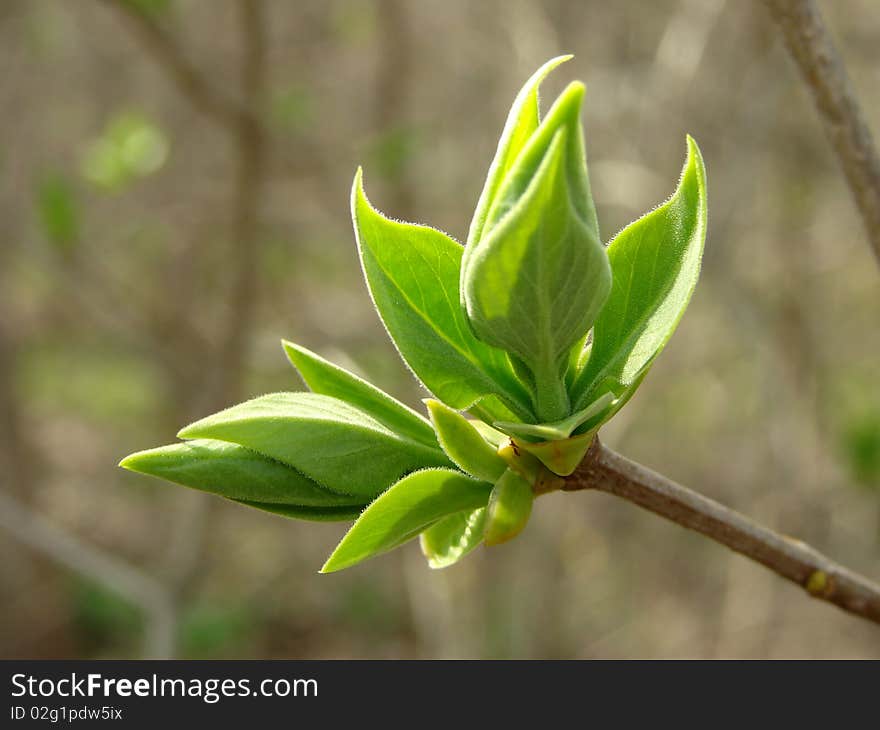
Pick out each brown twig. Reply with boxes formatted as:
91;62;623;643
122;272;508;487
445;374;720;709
562;438;880;626
764;0;880;267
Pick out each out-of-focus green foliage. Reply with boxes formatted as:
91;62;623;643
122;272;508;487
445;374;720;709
35;173;79;252
80;112;168;191
843;413;880;489
19;343;163;425
271;86;315;133
179;603;252;658
71;580;143;655
122;0;172;20
367;127;420;183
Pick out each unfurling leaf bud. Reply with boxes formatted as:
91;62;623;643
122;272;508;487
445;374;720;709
484;468;534;546
461;77;611;423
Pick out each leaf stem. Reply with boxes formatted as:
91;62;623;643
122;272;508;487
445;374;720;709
532;359;570;423
562;437;880;627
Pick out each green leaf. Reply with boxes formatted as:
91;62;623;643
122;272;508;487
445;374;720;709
468;418;507;448
236;500;363;523
351;170;534;422
81;112;168;191
425;399;507;482
282;339;437;449
122;0;171;19
36;174;79;253
494;391;615;441
119;439;366;510
481;82;598;237
467;394;522;426
321;469;493;573
466;54;572;246
419;508;486;569
483;468;533;545
570;136;708;413
461;84;610;421
177;393;451;498
513;431;594;477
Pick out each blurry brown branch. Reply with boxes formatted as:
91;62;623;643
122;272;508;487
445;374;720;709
764;0;880;267
94;0;271;642
0;326;37;493
97;0;249;132
95;0;270;408
0;490;175;658
374;0;415;218
212;0;267;406
563;439;880;626
99;0;328;180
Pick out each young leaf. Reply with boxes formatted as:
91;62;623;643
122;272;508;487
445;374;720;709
177;392;452;498
467;54;572;246
494;391;615;441
119;439;365;507
481;82;597;236
236;500;363;523
419;507;487;569
461;85;610;421
467;394;523;426
425;399;507;482
468;418;508;448
351;170;535;422
282;339;437;449
321;469;493;573
570;136;708;412
483;468;534;545
513;431;594;477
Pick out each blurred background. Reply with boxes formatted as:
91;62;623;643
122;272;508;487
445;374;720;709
1;0;878;659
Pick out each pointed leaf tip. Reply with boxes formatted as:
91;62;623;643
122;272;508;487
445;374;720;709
570;132;708;415
281;339;437;448
425;398;507;482
461;82;608;420
321;468;493;573
466;55;577;247
352;162;534;421
118;452;143;471
175;392;450;498
117;439;369;510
